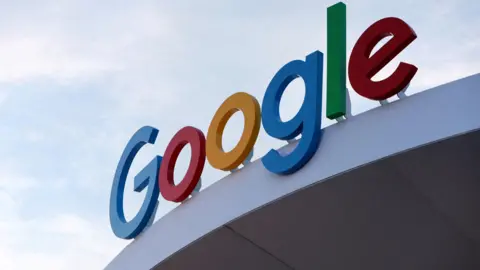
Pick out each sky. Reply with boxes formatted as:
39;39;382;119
0;0;478;269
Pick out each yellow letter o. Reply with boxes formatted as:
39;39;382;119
206;92;261;171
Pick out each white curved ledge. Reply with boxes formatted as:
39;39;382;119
105;73;480;270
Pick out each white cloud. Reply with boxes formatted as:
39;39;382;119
0;0;175;85
0;165;38;193
0;36;118;83
0;195;125;270
0;165;125;269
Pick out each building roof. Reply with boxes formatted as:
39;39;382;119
106;74;480;270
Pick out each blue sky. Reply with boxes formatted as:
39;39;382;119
0;0;478;269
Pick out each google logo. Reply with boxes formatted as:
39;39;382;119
109;2;418;239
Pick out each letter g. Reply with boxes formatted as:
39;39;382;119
109;126;161;239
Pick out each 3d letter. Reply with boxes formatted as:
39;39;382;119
348;17;417;100
326;2;347;119
261;51;323;175
159;126;206;202
206;92;261;171
109;126;161;239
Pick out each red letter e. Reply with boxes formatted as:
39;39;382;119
349;17;417;100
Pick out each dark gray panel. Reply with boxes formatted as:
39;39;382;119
391;130;480;243
230;157;480;269
229;131;480;270
156;226;292;270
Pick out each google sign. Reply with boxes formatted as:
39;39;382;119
109;2;418;239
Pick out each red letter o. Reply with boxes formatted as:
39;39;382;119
159;126;206;202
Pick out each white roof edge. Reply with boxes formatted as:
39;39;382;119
105;73;480;270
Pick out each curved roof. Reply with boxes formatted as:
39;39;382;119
105;74;480;270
